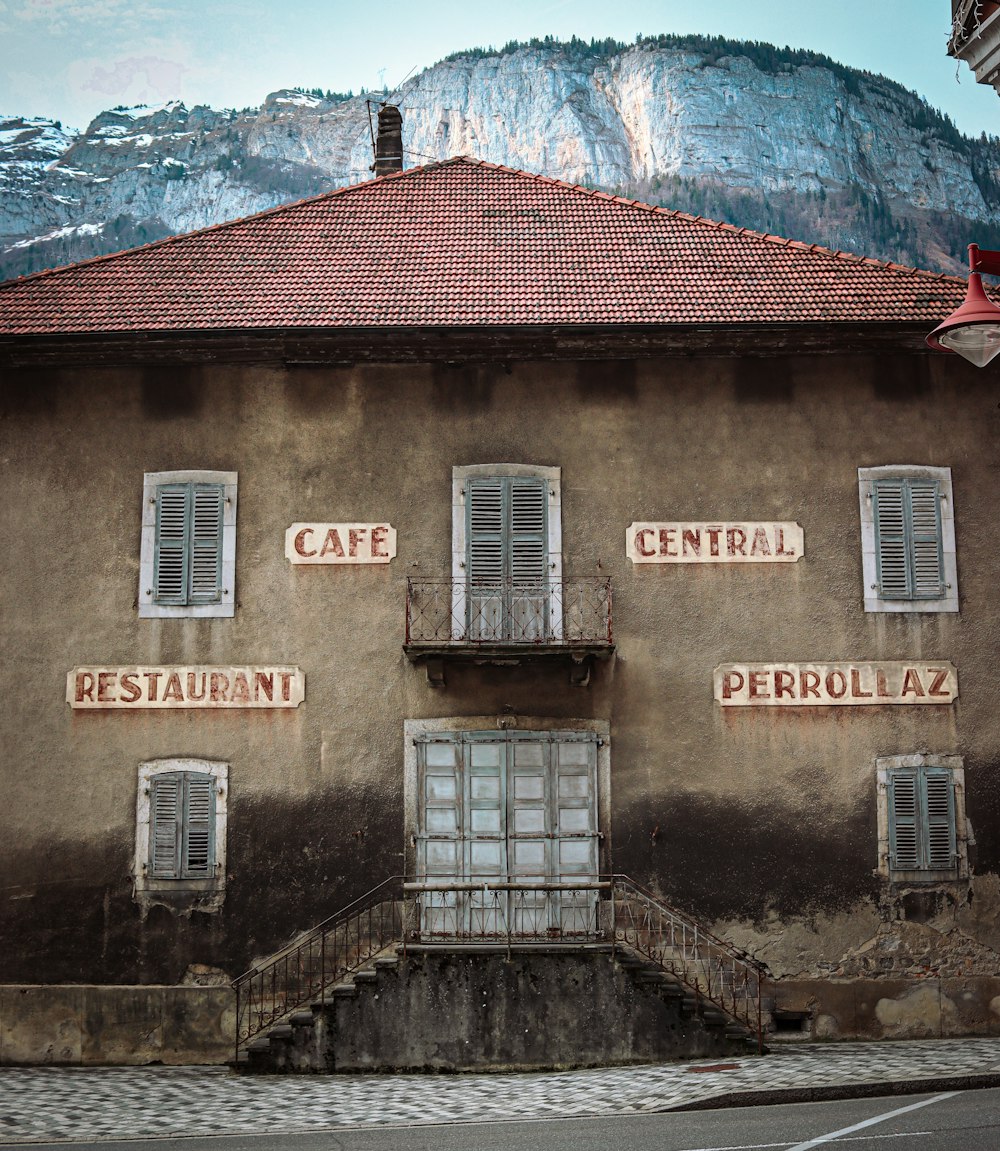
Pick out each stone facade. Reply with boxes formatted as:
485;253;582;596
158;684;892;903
2;348;999;1061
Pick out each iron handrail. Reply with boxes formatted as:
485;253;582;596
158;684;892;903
232;875;407;1061
404;577;613;646
610;874;768;1052
232;872;767;1059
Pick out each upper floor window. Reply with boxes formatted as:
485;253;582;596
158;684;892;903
452;464;562;642
139;470;237;618
858;466;958;613
876;754;967;882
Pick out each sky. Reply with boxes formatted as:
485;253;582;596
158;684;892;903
1;0;997;139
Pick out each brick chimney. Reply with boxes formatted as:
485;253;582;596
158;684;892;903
373;104;403;177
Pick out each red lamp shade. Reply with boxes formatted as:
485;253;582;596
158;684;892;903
926;272;1000;367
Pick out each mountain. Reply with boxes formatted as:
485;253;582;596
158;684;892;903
2;34;999;282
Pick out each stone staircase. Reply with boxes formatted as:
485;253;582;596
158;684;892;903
239;944;758;1074
233;874;768;1073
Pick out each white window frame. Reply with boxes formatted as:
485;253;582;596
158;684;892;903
858;465;958;613
134;759;228;907
139;470;237;618
875;753;968;882
451;464;562;639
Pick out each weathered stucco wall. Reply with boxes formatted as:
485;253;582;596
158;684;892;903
0;985;233;1065
2;353;998;1043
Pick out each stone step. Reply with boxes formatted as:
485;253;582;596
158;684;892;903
331;983;357;998
373;957;399;972
289;1010;315;1026
268;1024;294;1040
353;970;378;984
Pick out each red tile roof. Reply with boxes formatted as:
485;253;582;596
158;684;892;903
0;156;968;335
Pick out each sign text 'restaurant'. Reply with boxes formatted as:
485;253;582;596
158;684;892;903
67;666;305;709
714;662;958;706
286;523;396;564
627;522;803;563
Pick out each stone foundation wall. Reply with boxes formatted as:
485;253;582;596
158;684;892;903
0;986;234;1065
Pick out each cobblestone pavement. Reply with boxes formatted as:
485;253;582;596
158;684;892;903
2;1038;1000;1144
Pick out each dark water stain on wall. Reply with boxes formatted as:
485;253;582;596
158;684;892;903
615;791;879;923
0;786;402;985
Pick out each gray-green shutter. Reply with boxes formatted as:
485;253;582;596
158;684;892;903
153;485;190;605
923;769;956;870
888;770;920;870
908;482;944;599
873;479;943;600
188;485;224;604
889;767;955;872
153;482;223;605
149;772;216;880
150;774;182;878
466;476;547;640
181;774;216;878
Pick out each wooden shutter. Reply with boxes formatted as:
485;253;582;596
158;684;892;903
153;482;224;605
467;478;504;586
889;767;955;872
149;772;215;880
154;485;190;605
509;479;547;585
188;485;224;604
888;771;920;870
182;774;216;879
874;479;943;601
150;774;182;877
924;770;956;870
908;481;944;599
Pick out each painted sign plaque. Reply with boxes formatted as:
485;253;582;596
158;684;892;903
286;523;396;564
67;666;305;709
627;522;803;563
714;662;958;707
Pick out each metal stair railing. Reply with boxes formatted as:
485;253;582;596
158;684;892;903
611;874;768;1053
232;875;407;1061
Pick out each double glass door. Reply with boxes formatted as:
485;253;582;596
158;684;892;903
414;731;600;938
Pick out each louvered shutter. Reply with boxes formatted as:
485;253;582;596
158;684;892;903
150;774;182;878
509;479;548;640
154;485;191;605
467;478;504;640
181;774;216;878
908;481;944;599
153;482;224;605
888;771;920;870
149;772;216;880
923;770;956;871
874;479;943;601
188;485;224;604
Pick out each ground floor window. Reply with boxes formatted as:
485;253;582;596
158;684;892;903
133;759;228;911
876;754;967;882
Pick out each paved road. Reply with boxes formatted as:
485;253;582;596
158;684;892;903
7;1088;1000;1151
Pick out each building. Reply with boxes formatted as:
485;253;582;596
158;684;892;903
1;132;998;1068
949;0;1000;94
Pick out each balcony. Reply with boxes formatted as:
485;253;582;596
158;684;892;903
404;578;614;685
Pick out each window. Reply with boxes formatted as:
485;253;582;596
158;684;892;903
134;759;228;910
876;754;967;881
139;471;237;618
858;466;958;612
405;723;606;938
452;464;561;641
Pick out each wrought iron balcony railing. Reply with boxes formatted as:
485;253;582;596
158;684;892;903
404;578;613;648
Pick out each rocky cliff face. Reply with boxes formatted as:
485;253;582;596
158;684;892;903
2;38;998;280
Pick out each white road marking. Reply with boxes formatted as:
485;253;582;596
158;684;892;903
784;1092;957;1150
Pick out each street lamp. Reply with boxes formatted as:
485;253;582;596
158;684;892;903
926;244;1000;367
